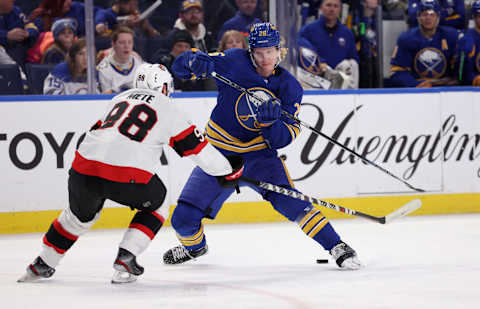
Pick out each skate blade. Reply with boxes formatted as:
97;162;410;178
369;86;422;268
17;272;41;283
111;270;138;284
339;256;363;270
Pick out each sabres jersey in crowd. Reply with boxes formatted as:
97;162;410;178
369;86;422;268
390;25;459;87
173;48;302;158
32;1;98;36
97;52;143;94
0;5;39;46
43;62;98;95
459;28;480;85
216;11;261;42
298;15;359;69
72;88;232;184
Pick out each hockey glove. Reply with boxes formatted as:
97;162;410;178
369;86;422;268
257;98;282;127
216;155;244;191
187;50;214;79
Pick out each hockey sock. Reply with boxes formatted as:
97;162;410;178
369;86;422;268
297;206;340;251
40;208;99;268
41;218;79;268
176;224;206;251
120;210;165;256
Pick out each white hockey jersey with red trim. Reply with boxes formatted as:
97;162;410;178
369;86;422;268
72;88;232;183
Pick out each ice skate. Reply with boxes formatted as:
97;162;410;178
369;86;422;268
330;241;362;270
111;248;144;284
17;256;55;283
163;245;208;265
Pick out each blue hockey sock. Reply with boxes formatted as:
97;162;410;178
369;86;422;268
297;206;340;251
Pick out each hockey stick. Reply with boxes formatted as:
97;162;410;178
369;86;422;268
211;71;425;192
117;0;162;22
240;176;422;224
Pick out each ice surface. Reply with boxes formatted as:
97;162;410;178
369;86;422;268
1;214;479;309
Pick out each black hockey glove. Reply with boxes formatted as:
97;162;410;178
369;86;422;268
216;155;244;192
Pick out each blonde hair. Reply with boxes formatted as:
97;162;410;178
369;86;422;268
218;30;248;52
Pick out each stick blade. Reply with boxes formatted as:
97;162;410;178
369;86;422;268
384;199;422;224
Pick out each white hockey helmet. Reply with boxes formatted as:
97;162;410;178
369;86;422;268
134;63;174;96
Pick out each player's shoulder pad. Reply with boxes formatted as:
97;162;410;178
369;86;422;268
396;28;418;47
438;25;461;40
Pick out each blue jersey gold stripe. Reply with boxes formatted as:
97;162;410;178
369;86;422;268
206;120;268;153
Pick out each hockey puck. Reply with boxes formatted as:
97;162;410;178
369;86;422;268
316;259;329;264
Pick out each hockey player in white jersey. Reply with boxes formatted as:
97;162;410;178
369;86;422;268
18;63;244;284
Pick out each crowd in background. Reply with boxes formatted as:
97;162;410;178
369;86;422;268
0;0;479;95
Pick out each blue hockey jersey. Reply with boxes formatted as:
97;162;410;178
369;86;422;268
390;25;459;87
217;11;261;42
173;48;302;158
32;1;99;37
298;16;359;68
407;0;466;30
0;6;39;46
459;28;480;85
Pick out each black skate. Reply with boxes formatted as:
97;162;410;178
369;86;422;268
17;256;55;282
330;241;362;270
163;245;208;265
111;248;144;284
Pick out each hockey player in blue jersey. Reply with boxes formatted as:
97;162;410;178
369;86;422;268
407;0;465;31
390;0;460;88
162;22;362;270
458;0;480;86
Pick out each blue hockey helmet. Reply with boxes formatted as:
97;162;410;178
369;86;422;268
417;0;441;16
472;0;480;17
248;22;280;50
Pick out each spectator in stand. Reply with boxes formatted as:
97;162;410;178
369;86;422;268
42;18;76;64
169;0;217;91
29;0;100;37
171;0;216;53
298;0;360;89
95;0;159;37
97;26;142;94
390;0;460;87
458;0;480;85
0;0;39;66
152;29;210;92
407;0;466;30
216;0;261;43
218;29;248;52
43;38;98;95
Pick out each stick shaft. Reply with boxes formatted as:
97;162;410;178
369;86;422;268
211;72;424;192
240;176;385;224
